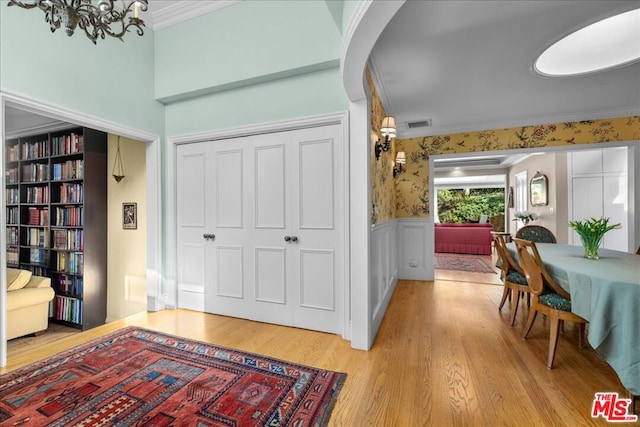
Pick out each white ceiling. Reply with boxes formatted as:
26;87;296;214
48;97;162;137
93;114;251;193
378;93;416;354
6;0;640;158
370;0;640;139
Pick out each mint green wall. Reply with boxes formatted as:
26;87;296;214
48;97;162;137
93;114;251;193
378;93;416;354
154;0;343;104
342;1;360;34
1;1;349;135
325;0;344;32
165;67;348;136
0;4;163;136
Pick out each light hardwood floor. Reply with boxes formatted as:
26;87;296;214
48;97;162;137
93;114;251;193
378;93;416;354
4;279;633;426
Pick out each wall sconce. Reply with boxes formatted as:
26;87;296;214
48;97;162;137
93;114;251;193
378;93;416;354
375;116;396;161
393;151;406;177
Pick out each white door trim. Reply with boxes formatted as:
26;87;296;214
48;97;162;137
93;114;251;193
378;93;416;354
166;112;351;340
0;89;163;368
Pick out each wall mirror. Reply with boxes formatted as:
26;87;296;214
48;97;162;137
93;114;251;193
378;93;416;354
530;172;548;206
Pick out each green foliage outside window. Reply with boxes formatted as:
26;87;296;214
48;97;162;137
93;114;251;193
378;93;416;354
437;188;505;228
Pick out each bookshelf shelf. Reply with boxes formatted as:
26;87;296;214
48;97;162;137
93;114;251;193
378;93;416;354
4;127;107;331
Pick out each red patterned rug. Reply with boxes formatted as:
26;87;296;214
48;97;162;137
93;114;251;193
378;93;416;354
435;253;497;274
0;327;346;426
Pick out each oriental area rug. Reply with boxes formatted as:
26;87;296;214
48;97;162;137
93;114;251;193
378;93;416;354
435;253;497;274
0;327;346;426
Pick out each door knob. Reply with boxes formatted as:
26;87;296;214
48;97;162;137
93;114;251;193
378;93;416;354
291;236;298;242
284;236;291;242
203;233;216;240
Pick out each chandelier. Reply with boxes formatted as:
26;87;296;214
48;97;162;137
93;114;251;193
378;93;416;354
7;0;149;44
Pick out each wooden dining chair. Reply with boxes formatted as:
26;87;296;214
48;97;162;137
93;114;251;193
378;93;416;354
513;238;587;369
492;232;530;326
515;225;557;243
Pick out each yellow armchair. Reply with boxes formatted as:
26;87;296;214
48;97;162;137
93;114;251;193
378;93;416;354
6;268;55;340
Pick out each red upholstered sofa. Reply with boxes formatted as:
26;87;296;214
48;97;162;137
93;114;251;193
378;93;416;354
434;223;494;255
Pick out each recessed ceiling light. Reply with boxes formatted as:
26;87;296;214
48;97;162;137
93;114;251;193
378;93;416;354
534;8;640;77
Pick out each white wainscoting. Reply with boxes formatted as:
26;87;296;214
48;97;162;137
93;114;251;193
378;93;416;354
370;220;398;334
398;218;434;281
369;218;434;337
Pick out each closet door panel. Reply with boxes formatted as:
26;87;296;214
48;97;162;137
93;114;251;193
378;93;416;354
255;145;286;229
216;149;243;228
180;154;206;227
603;176;628;251
298;139;334;229
255;248;286;304
299;249;335;310
571;150;602;175
178;245;206;311
253;246;292;325
216;246;244;298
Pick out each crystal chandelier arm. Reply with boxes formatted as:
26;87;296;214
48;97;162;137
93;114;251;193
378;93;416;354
7;0;43;9
82;0;147;43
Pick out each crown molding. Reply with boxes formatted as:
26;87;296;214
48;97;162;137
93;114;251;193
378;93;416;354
150;0;243;31
398;107;640;140
367;54;393;115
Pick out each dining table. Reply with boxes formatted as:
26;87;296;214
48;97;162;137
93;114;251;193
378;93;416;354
506;242;640;395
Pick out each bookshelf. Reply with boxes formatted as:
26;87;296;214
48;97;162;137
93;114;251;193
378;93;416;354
5;127;107;330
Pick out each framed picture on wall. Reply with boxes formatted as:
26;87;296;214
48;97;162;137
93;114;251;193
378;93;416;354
530;172;548;206
123;202;137;229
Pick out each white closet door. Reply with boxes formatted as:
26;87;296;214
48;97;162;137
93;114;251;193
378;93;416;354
250;132;293;326
288;126;343;334
176;143;213;311
205;137;252;319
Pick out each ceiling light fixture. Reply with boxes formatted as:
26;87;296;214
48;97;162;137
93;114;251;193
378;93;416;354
534;8;640;77
7;0;149;44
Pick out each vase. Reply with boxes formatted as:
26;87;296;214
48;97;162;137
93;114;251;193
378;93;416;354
581;236;602;259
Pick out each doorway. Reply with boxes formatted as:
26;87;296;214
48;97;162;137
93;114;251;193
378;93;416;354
0;93;162;367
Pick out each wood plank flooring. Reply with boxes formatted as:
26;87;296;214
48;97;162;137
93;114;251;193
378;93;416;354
4;279;633;425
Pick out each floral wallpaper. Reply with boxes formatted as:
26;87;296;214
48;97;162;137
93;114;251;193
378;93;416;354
395;116;640;218
368;68;396;224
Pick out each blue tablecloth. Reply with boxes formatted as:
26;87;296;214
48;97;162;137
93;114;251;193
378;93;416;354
507;243;640;394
